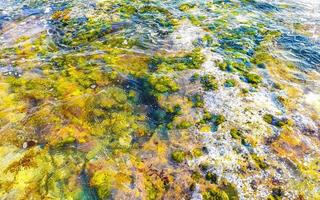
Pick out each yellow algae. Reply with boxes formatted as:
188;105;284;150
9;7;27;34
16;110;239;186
192;148;203;158
89;157;133;198
112;53;150;77
158;95;192;113
0;148;76;199
278;127;301;146
271;127;320;181
48;125;89;146
199;125;211;132
0;0;318;199
142;136;168;164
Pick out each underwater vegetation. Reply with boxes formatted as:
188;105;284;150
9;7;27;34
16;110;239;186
0;0;319;199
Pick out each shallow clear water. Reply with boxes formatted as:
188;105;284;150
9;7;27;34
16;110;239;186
0;0;319;199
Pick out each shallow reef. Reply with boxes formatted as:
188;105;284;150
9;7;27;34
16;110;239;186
0;0;319;199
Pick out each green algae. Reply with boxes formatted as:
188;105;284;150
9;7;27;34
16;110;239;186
230;129;243;140
0;0;319;199
199;111;225;129
263;114;293;128
171;150;186;163
201;75;219;91
191;94;205;108
273;82;284;90
150;48;205;72
90;170;112;199
203;188;229;200
206;172;218;184
192;148;203;158
241;88;249;94
148;75;180;94
191;171;202;181
177;120;193;129
214;115;226;126
199;163;210;172
224;79;237;87
251;153;268;170
194;34;216;48
220;181;239;200
244;73;262;84
190;73;200;83
267;188;284;200
179;3;196;11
